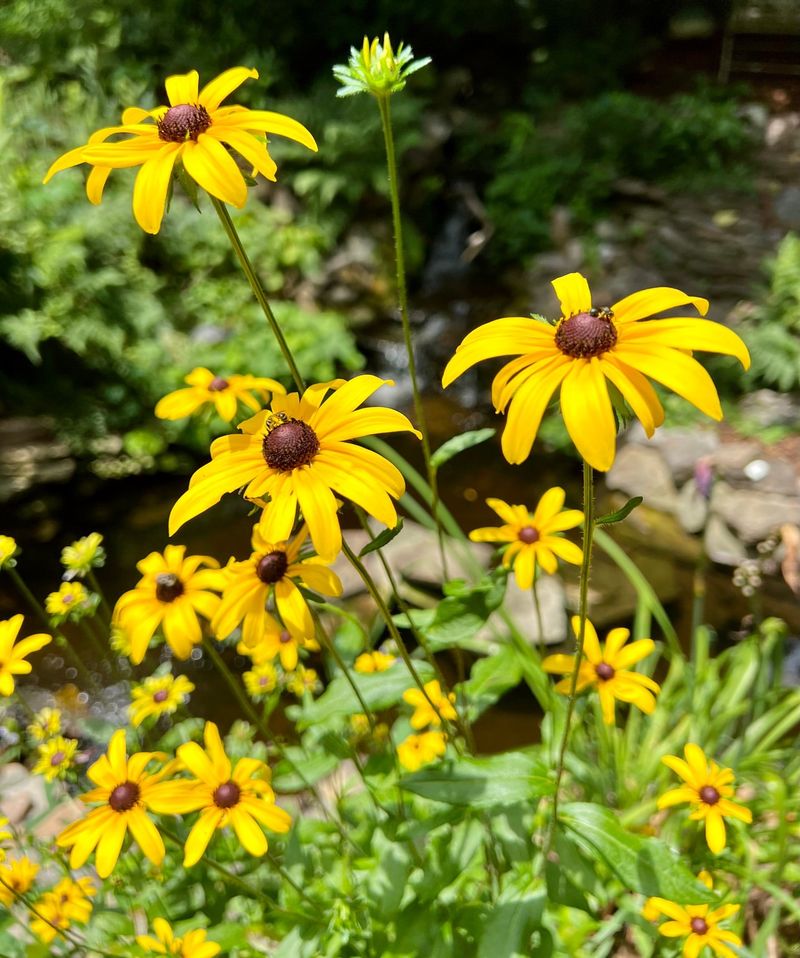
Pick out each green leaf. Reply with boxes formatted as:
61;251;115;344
596;496;643;525
271;747;341;792
478;884;546;958
430;428;495;470
462;645;523;720
359;519;404;556
367;830;414;917
401;751;552;807
560;803;718;903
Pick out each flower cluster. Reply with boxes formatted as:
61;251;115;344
397;680;455;771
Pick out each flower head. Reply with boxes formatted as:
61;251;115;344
644;895;741;958
0;615;52;697
169;375;421;560
403;680;457;730
469;488;583;588
113;545;222;665
45;581;92;620
33;736;78;782
0;816;11;859
29;877;95;944
0;536;18;570
443;273;750;471
27;707;62;742
334;33;431;98
543;616;659;724
0;856;40;905
137;917;221;958
244;661;278;699
61;533;105;576
285;665;321;697
56;730;168;877
130;673;195;727
397;730;447;772
156;367;286;424
658;744;752;853
236;614;318;670
354;650;396;673
149;722;291;866
44;67;318;234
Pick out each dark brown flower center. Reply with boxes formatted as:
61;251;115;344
213;780;241;809
109;781;140;812
208;376;229;392
595;662;615;681
279;629;292;644
554;307;617;359
153;689;169;703
257;551;288;584
699;785;720;805
690;917;709;936
50;751;65;766
155;573;184;603
518;526;540;544
262;419;320;472
157;103;211;143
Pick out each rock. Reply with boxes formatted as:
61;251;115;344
739;389;800;428
709;482;800;543
627;424;719;483
745;458;800;496
478;575;567;648
704;514;747;565
774;185;800;229
606;444;678;512
33;797;85;840
711;441;763;483
676;480;709;533
0;764;48;825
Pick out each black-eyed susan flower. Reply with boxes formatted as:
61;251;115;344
543;616;660;725
137;917;221;958
644;895;741;958
442;273;750;472
60;533;105;576
213;524;341;647
237;614;318;671
244;661;278;699
169;375;421;560
403;680;457;730
113;545;222;665
285;665;321;697
27;707;62;742
149;721;291;866
469;488;583;588
29;877;95;944
32;736;78;782
0;536;18;570
658;744;752;854
155;367;286;424
0;856;40;905
44;67;318;234
354;649;396;673
129;673;195;727
56;730;168;878
0;615;51;697
397;730;447;772
45;581;92;619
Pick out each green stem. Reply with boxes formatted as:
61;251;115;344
210;197;305;393
376;94;448;577
548;460;595;850
532;569;546;647
87;569;114;624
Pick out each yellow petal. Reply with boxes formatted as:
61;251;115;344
155;388;205;420
293;468;342;560
705;809;727;853
559;359;616;472
657;786;697;809
132;144;181;234
184;807;224;867
531;486;565;525
552;272;592;317
95;814;128;878
126;808;165;866
546;537;583;565
619;318;750;369
218;109;318;152
500;355;571;464
442;319;556;388
611;287;709;324
571;615;601;663
207;127;277;182
165;70;200;106
600;354;665;437
230;807;268;856
182;135;248;208
199;67;258;111
85;166;112;205
612;637;655;669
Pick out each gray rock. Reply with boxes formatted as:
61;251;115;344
606;443;678;512
478;575;567;648
746;458;800;496
704;514;747;565
627;424;719;483
739;389;800;428
709;482;800;543
774;185;800;229
677;479;709;533
0;764;48;825
711;441;763;482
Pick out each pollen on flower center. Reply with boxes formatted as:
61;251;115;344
208;376;229;392
595;662;615;681
262;420;320;472
554;307;618;359
157;103;211;143
109;781;140;811
690;917;709;935
155;573;184;602
256;551;288;584
518;526;540;544
153;689;169;703
699;785;720;805
213;780;241;809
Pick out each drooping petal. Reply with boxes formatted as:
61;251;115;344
501;355;571;464
126;808;165;866
155;388;205;420
705;809;727;853
546;536;583;565
611;287;709;324
442;319;556;387
217;109;318;152
274;579;313;637
513;547;535;589
182;135;248;207
184;807;224;867
230;807;268;856
293;468;342;560
199;67;259;112
207;126;277;181
169;454;263;535
657;786;697;809
619;318;750;369
85;165;112;204
599;354;665;437
95;813;128;878
132;143;181;234
559;358;617;472
552;272;592;317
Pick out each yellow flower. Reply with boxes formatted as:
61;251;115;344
213;523;341;651
285;665;321;697
113;545;222;665
243;661;278;699
156;367;286;423
397;730;447;771
469;488;583;588
45;581;91;617
110;625;133;658
137;917;221;958
658;744;752;854
149;722;291;866
27;707;62;742
354;650;395;673
644;896;741;958
442;272;750;472
0;856;40;905
29;877;95;944
0;536;18;569
236;614;317;669
0;615;52;697
543;616;659;725
169;375;421;560
61;532;105;575
130;673;195;727
44;67;318;234
0;816;11;858
56;730;168;878
403;680;457;730
32;736;78;782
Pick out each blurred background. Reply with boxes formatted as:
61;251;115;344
2;0;800;653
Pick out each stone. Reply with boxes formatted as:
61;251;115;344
704;514;747;565
739;389;800;428
0;764;48;825
33;797;85;840
606;444;678;512
477;575;567;648
746;458;800;496
627;424;719;484
711;441;763;482
709;482;800;543
774;185;800;229
676;480;709;533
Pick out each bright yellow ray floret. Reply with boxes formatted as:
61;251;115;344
644;893;742;958
0;615;52;697
155;367;285;423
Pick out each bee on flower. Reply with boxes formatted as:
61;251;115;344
60;533;105;576
156;367;286;424
0;615;52;697
129;673;195;727
397;730;447;772
137;917;221;958
32;736;79;782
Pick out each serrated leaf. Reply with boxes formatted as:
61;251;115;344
560;803;718;903
596;496;643;526
359;519;404;556
401;751;552;807
430;428;496;470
